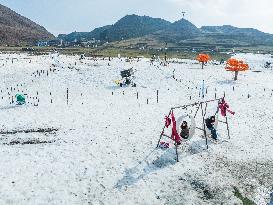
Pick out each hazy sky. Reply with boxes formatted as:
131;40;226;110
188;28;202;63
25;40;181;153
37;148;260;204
1;0;273;36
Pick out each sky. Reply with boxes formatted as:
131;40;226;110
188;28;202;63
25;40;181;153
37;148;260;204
0;0;273;36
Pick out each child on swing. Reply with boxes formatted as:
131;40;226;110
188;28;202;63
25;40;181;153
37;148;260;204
205;116;218;140
180;121;190;140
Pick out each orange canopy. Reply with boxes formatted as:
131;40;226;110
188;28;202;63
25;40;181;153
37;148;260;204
196;54;211;63
225;58;249;72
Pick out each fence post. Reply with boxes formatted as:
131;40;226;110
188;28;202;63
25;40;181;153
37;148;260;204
67;88;69;105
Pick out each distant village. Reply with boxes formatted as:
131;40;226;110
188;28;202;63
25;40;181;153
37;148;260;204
37;38;103;48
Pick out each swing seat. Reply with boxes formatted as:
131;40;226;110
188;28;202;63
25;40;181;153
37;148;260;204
205;114;219;136
176;115;196;141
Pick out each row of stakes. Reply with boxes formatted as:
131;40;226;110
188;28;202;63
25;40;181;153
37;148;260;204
2;86;272;108
1;88;85;106
2;86;271;108
111;90;159;104
110;89;214;104
31;67;58;80
172;70;273;99
2;59;83;106
3;68;273;107
110;86;273;106
0;58;32;66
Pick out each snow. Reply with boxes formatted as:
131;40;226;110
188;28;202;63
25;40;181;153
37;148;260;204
233;53;273;71
0;52;273;204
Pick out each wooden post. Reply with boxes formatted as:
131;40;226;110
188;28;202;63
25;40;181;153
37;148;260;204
194;104;200;118
157;90;159;103
201;103;209;149
137;92;139;100
175;142;179;162
226;116;231;139
67;88;69;105
49;92;52;104
156;109;172;148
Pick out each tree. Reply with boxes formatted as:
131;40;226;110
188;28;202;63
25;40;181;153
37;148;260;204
196;54;211;69
225;58;249;81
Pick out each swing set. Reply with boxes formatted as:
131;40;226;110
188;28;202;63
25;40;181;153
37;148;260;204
156;97;232;162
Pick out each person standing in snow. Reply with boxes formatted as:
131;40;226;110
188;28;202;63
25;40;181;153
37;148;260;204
205;116;218;140
180;121;190;140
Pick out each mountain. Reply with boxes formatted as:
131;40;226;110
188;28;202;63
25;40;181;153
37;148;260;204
200;25;273;46
58;25;112;42
59;15;171;42
98;14;171;41
59;14;273;48
0;4;54;46
58;32;90;42
152;19;201;42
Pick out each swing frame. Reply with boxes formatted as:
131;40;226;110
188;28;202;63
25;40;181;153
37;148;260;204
156;97;231;162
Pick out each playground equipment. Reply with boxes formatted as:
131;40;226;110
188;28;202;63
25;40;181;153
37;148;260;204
176;115;196;141
157;97;233;162
114;68;136;87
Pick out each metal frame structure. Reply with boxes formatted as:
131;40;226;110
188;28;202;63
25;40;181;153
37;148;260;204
156;97;231;162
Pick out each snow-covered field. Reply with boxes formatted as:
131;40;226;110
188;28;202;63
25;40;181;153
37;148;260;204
0;52;273;205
